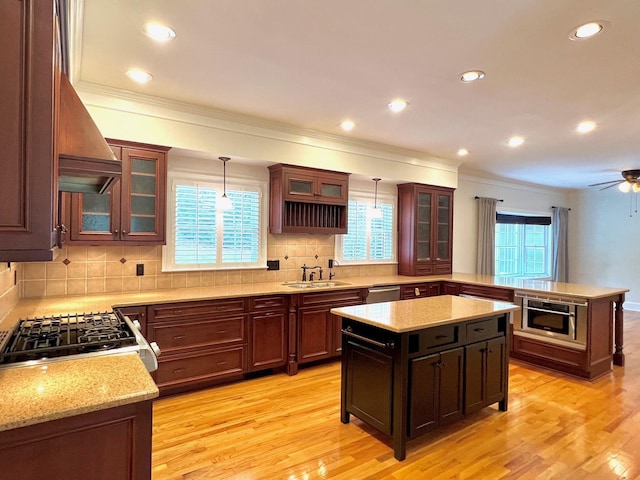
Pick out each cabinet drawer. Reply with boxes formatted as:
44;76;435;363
156;347;245;386
149;298;247;322
422;325;459;349
434;264;452;274
251;295;287;311
415;264;434;275
299;289;363;307
149;315;245;352
400;284;427;299
466;317;501;342
459;284;514;302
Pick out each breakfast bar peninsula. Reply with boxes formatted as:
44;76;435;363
332;295;519;461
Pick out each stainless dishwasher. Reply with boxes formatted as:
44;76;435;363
366;285;401;304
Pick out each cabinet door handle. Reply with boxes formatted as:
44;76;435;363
113;229;119;234
173;335;186;340
122;229;127;235
173;368;186;374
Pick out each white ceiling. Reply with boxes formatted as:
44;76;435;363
76;0;640;189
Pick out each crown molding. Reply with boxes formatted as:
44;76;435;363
75;80;461;174
458;170;575;195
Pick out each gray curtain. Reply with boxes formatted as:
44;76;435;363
476;197;498;276
552;207;569;282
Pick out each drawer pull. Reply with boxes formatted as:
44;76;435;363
218;330;227;334
435;335;449;340
173;335;186;340
173;368;186;374
216;361;227;367
474;328;485;332
173;310;184;315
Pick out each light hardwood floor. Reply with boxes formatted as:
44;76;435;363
152;312;640;479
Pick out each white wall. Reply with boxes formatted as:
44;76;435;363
570;188;640;309
453;173;572;275
78;86;638;308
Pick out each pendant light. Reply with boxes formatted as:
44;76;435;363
370;178;383;219
218;156;233;210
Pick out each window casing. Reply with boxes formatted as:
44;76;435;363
162;173;267;272
495;214;552;278
335;192;396;264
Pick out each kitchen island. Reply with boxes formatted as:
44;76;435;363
332;295;519;461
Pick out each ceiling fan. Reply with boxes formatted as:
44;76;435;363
588;169;640;192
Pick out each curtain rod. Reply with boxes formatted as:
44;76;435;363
474;196;504;202
551;206;572;210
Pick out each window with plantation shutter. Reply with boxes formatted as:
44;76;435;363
163;174;267;271
336;192;396;264
495;213;552;278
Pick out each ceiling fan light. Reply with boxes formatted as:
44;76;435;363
633;183;640;193
618;181;632;193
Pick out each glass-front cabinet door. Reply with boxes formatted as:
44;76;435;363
416;192;432;261
436;193;451;260
120;148;165;242
68;184;120;242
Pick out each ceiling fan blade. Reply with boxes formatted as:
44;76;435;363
599;182;622;191
588;180;623;187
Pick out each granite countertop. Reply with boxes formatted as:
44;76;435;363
331;295;520;333
0;273;628;331
0;352;158;432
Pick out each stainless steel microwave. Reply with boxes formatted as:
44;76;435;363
513;293;588;349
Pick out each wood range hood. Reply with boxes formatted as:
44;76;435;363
57;73;121;194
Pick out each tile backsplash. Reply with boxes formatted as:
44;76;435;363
0;263;19;318
19;235;397;298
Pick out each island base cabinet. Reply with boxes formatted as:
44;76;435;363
0;401;153;480
343;341;394;434
465;337;507;414
409;348;464;437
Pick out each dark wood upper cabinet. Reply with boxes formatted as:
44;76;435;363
268;164;350;234
397;183;454;276
63;140;170;245
0;0;60;261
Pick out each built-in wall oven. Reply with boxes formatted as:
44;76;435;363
513;292;588;349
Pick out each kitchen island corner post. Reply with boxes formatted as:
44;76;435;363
614;293;625;366
392;333;410;461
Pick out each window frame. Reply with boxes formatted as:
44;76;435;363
162;170;268;272
334;189;397;265
494;210;552;279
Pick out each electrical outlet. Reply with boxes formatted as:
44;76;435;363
136;264;144;276
328;259;334;269
267;259;280;271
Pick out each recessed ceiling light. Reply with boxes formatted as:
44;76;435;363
457;148;469;156
569;21;605;40
125;68;153;84
460;70;486;83
507;136;525;147
388;99;408;112
143;23;176;42
576;121;597;134
340;120;355;131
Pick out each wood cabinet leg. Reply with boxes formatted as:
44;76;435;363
613;295;625;366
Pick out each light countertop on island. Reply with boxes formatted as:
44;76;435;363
0;352;158;432
331;295;520;333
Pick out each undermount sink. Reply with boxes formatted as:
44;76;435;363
282;281;350;289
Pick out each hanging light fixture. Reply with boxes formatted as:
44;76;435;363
370;178;383;219
218;157;233;210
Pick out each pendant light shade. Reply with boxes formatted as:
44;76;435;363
218;156;233;210
370;178;383;219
